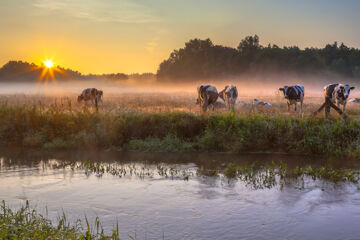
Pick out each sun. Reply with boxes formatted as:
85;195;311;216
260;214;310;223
37;58;63;85
44;60;54;68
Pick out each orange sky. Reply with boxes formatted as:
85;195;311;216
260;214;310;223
1;0;360;74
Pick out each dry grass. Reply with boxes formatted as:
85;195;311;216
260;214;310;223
1;93;360;156
1;92;360;119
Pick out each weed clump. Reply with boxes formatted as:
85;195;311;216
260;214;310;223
1;103;360;157
0;200;125;239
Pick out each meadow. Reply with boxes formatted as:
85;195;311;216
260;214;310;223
1;92;360;157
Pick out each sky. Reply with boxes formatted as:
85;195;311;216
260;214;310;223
1;0;360;74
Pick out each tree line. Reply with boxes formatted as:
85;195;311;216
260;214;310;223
0;61;155;82
2;35;360;83
157;35;360;81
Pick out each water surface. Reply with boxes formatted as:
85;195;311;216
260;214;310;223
0;149;360;240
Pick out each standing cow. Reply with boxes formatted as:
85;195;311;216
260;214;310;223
324;83;355;113
77;88;103;106
316;83;355;118
279;85;305;114
196;84;218;112
219;85;238;111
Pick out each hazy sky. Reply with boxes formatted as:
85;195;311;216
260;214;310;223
1;0;360;74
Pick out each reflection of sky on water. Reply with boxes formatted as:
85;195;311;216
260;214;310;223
1;150;360;240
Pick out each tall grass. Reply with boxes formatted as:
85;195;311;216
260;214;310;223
1;101;360;157
0;200;125;239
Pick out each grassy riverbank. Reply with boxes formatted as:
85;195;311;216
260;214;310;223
0;200;138;239
1;103;360;157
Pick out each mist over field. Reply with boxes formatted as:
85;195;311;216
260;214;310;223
0;72;359;100
2;35;360;102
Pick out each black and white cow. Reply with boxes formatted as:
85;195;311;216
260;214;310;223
253;99;272;106
219;85;238;111
279;85;305;113
348;98;360;103
196;84;218;112
77;88;103;106
324;83;355;112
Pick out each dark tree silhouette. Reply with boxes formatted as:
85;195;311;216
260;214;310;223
0;61;156;82
157;35;360;81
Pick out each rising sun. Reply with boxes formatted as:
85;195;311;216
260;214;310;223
37;59;63;84
44;60;54;68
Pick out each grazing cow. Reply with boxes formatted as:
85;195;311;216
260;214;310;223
324;83;355;113
348;98;360;103
77;88;103;106
279;85;305;113
196;84;218;112
236;100;251;105
253;99;272;106
219;85;238;111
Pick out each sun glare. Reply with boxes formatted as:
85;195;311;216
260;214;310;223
44;60;53;68
37;58;63;85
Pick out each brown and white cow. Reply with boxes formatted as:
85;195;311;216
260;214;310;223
77;88;103;106
219;85;238;111
196;84;218;112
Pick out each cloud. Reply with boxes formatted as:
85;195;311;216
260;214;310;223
32;0;161;23
145;37;159;53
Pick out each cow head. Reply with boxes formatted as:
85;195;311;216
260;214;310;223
337;84;355;100
77;95;84;103
97;90;103;103
218;90;225;102
196;85;206;104
279;86;289;98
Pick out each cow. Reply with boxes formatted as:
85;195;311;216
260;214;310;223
324;83;355;113
219;85;238;111
77;88;103;106
196;84;218;112
348;98;360;103
253;99;272;106
278;85;305;113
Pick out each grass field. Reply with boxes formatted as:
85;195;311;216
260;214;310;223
1;93;360;157
1;91;360;116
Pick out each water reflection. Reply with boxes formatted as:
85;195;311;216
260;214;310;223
0;148;360;240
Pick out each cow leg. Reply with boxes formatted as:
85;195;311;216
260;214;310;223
325;98;331;118
343;103;346;112
231;99;235;112
294;102;297;112
203;96;208;112
287;102;290;112
201;92;207;112
98;97;103;106
313;101;327;116
328;100;344;116
300;99;303;114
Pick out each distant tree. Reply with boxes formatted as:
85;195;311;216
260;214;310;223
237;35;261;55
156;35;360;81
